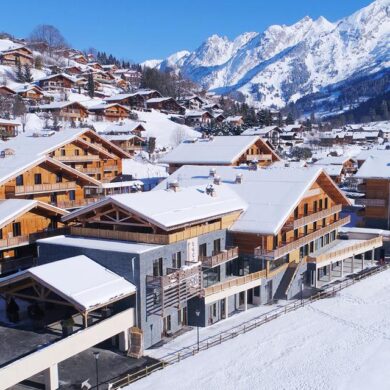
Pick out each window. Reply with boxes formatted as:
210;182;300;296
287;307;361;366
254;286;260;297
60;149;66;156
199;243;207;257
12;222;21;237
282;232;286;243
319;199;323;210
313;200;318;212
0;229;2;240
16;175;23;186
303;203;308;216
304;225;308;235
212;303;217;317
310;241;314;253
294;207;299;219
97;174;101;181
69;190;76;201
294;229;298;239
56;173;63;183
172;251;182;269
50;193;57;205
273;235;278;249
34;173;42;185
75;149;80;156
313;221;317;231
213;239;221;254
163;315;171;333
322;218;326;227
324;197;329;209
153;258;163;277
177;307;187;326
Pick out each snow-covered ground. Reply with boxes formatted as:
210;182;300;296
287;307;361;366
129;268;390;390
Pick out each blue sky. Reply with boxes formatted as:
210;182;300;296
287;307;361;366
4;0;374;62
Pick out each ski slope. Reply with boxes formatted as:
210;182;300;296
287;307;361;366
128;268;390;390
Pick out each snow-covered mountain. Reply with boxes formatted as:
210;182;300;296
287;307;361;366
144;0;390;108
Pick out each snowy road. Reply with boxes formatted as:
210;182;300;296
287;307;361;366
128;269;390;390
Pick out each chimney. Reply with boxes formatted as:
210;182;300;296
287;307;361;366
206;184;216;197
235;173;243;184
213;175;221;185
209;168;217;177
168;180;180;192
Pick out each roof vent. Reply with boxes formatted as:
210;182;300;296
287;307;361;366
235;173;243;184
168;180;180;192
213;175;221;185
209;168;217;177
206;184;216;197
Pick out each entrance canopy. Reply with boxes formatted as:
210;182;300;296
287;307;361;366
0;256;136;313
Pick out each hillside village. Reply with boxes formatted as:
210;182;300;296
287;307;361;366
0;24;389;390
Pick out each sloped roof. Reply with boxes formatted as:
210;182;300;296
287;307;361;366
153;165;350;235
355;155;390;179
160;136;262;165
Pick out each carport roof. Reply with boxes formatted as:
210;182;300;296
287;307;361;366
0;256;136;312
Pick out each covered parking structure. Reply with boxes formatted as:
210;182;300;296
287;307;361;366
306;237;383;288
0;255;137;389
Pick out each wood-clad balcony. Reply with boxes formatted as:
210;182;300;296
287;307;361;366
15;181;77;195
283;204;342;230
307;236;383;264
0;235;30;249
77;167;102;175
103;164;119;172
56;198;100;209
255;216;351;260
200;247;239;268
246;154;273;162
56;155;100;162
355;198;387;207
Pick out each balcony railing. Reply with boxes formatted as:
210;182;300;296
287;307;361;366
284;204;342;230
103;164;118;172
200;247;239;268
15;181;77;195
255;216;351;260
246;154;273;162
0;256;35;274
355;198;387;207
77;167;101;174
56;155;100;162
0;235;30;249
56;198;100;209
307;236;383;264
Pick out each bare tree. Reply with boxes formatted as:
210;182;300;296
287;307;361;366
171;126;187;147
29;24;68;56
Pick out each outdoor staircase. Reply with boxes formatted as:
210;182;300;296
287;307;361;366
275;259;307;300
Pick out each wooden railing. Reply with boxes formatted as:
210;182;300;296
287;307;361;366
56;198;100;209
200;247;239;268
255;216;351;260
147;264;201;289
246;154;273;162
284;204;342;230
203;269;267;297
77;167;101;174
15;181;77;195
56;155;100;162
103;164;119;171
0;235;30;249
307;236;383;264
355;198;386;207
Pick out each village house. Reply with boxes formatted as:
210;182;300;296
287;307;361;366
146;97;185;114
88;103;130;122
223;115;244;127
63;65;83;76
0;119;21;138
313;156;357;184
178;95;205;110
160;135;281;174
38;101;89;122
0;85;16;96
14;85;45;101
69;53;88;65
0;45;33;66
104;134;144;155
36;73;77;92
355;154;390;230
185;110;213;126
242;126;282;146
0;199;67;275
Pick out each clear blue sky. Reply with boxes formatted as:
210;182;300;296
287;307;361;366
4;0;374;62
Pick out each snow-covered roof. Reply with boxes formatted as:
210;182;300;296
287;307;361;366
39;101;86;110
313;156;355;166
104;134;141;141
36;73;78;83
314;164;343;176
355;155;390;179
0;39;24;53
38;235;161;254
0;256;136;311
64;184;247;231
147;97;173;103
0;118;21;125
153;165;349;235
355;149;389;161
0;199;67;229
160;136;262;165
241;126;279;136
88;103;130;111
223;115;243;122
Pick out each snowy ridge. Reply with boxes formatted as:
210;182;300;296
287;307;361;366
146;0;390;107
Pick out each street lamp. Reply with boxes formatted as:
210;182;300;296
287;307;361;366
195;309;200;352
300;271;305;305
93;351;100;390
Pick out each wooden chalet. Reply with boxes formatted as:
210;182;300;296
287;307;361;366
64;66;83;76
105;134;144;155
36;73;77;92
161;135;281;174
146;97;184;114
0;119;21;138
88;103;130;122
179;95;205;109
70;53;88;65
185;111;213;126
0;86;16;96
39;102;89;122
14;85;44;101
0;46;33;66
0;200;67;275
223;116;244;127
87;62;104;71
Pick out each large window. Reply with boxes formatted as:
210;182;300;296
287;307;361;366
213;239;221;254
172;251;182;269
12;222;21;237
34;173;42;185
199;243;207;257
203;267;220;287
16;175;23;186
303;203;308;216
153;258;163;277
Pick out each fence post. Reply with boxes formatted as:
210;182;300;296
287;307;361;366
220;335;222;344
178;353;181;362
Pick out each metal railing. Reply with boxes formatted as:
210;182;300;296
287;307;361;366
355;198;387;207
15;181;77;195
255;216;350;260
108;262;390;389
200;247;239;268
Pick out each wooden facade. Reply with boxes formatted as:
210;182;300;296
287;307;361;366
0;47;33;66
146;98;184;114
0;120;20;138
37;74;76;92
107;135;144;155
89;104;130;122
40;102;89;122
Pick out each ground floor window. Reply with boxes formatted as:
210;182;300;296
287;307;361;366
177;307;187;326
163;315;171;334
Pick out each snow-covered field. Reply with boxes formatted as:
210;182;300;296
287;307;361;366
129;269;390;390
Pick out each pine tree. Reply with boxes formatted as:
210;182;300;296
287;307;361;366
87;72;94;98
277;112;283;127
23;64;33;83
34;55;43;70
285;113;294;125
15;59;24;83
